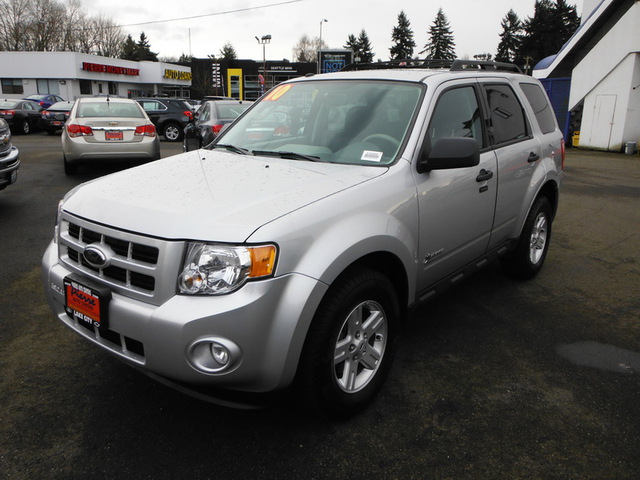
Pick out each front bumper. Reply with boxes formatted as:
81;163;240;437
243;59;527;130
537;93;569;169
42;241;327;397
0;146;20;190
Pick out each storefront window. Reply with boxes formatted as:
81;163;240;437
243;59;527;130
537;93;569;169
80;79;92;95
1;79;23;94
108;82;118;95
37;79;60;95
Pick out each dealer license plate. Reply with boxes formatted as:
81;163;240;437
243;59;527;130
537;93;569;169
105;130;123;141
64;275;111;329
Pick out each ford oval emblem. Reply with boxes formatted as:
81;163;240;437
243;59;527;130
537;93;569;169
83;246;108;268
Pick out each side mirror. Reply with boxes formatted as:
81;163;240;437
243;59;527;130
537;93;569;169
417;137;480;173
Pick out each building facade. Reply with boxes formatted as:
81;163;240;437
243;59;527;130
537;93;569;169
0;51;192;101
534;0;640;152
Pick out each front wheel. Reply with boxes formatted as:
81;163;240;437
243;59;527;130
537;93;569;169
294;267;400;418
501;196;553;280
162;123;183;142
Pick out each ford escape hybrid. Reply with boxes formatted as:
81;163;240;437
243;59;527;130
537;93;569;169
42;60;563;417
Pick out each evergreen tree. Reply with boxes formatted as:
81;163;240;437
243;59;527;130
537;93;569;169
390;11;416;60
136;32;158;62
357;30;375;63
219;42;238;60
121;34;138;61
344;33;361;61
519;0;580;71
421;8;456;60
495;9;523;63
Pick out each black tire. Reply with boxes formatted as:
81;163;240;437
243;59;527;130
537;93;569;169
294;267;400;418
47;128;58;135
162;123;183;142
64;155;78;175
20;119;30;135
501;196;553;280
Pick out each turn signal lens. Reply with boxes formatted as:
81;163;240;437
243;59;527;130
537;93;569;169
249;245;277;278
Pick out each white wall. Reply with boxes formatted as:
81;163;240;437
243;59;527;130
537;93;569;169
579;53;639;150
569;3;640;110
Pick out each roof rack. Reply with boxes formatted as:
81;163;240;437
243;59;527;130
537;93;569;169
341;59;522;74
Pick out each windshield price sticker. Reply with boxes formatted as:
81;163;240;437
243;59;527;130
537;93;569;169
64;276;111;329
361;150;383;162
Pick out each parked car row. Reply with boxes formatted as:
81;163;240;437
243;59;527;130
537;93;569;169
2;94;251;175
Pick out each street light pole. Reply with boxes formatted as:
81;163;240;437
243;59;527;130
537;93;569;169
255;34;271;94
318;19;328;74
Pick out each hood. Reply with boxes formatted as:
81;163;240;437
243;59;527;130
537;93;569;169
63;150;386;241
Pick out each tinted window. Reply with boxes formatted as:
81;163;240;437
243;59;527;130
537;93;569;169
427;86;484;148
520;83;556;134
139;101;166;112
1;78;23;94
483;84;528;145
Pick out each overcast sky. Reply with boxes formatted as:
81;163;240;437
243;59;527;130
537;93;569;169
82;0;584;62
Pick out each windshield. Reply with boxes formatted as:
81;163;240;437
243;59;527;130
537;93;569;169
215;80;423;166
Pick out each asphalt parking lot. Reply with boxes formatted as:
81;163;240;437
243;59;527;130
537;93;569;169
1;133;639;480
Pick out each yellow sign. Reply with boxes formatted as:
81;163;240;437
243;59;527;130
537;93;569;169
163;69;192;81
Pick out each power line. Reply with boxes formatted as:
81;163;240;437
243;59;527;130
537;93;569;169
116;0;305;28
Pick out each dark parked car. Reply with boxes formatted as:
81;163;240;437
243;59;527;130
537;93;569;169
0;99;43;134
134;98;194;142
0;118;20;191
24;94;65;109
40;101;74;135
183;99;252;151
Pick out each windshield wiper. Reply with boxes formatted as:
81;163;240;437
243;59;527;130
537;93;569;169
252;150;321;162
209;144;253;156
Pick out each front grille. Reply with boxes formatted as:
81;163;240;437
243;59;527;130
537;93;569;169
58;212;185;305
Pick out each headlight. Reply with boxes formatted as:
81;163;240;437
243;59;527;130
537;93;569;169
178;243;277;295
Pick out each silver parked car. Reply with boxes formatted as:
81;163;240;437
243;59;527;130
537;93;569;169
0;118;20;190
62;96;160;175
43;60;563;417
183;99;253;151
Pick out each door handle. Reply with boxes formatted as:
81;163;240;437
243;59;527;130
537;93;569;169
476;169;494;182
527;152;540;163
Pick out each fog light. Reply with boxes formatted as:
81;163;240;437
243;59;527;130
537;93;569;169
211;343;230;366
186;337;242;374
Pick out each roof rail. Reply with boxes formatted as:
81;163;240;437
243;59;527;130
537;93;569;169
450;60;522;73
341;59;522;73
342;59;454;71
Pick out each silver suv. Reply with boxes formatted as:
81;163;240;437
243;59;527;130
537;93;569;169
42;61;564;417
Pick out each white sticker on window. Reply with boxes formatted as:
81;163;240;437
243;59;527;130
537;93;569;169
361;150;383;162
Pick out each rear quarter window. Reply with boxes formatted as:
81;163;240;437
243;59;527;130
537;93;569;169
519;83;557;134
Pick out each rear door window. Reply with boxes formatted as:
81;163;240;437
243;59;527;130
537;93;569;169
483;84;528;146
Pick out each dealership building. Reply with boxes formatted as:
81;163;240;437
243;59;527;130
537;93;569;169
1;49;355;103
0;51;192;101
